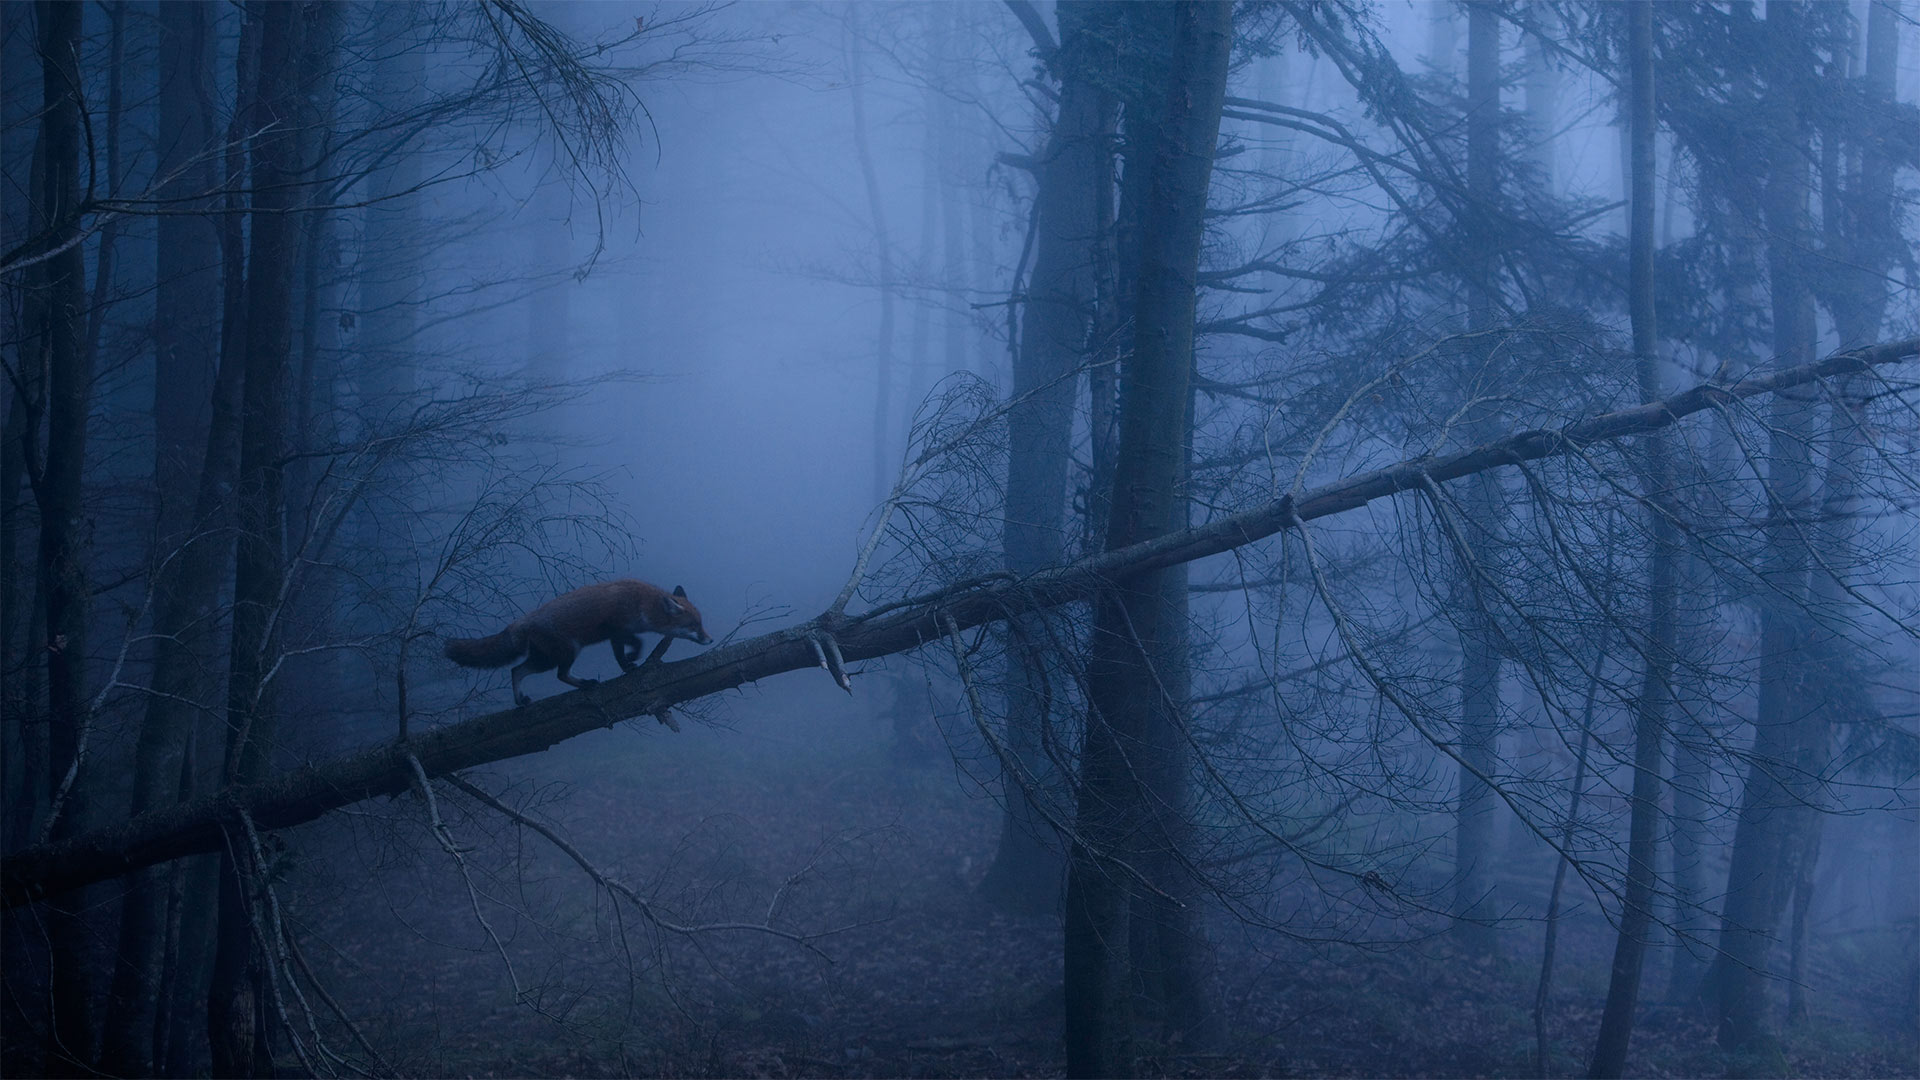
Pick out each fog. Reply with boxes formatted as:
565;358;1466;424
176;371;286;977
3;2;1918;1077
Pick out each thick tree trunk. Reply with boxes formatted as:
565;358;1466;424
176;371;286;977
2;3;49;855
980;0;1117;916
30;1;99;1069
1709;3;1822;1055
207;5;314;1072
1064;4;1232;1074
102;4;224;1069
1589;4;1669;1073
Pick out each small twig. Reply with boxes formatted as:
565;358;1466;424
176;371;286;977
406;754;524;1001
235;810;323;1079
442;773;843;961
283;927;390;1078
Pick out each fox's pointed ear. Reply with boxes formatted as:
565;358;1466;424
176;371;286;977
663;595;683;616
672;585;687;599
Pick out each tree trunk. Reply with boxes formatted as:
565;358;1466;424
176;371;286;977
102;4;224;1068
1451;0;1503;958
30;0;99;1068
2;1;49;856
1708;2;1822;1056
1521;7;1561;195
980;0;1117;916
207;4;313;1072
1589;4;1668;1073
1064;4;1232;1074
847;14;897;505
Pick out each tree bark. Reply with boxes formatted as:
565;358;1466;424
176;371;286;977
207;4;315;1072
1451;0;1504;958
1708;2;1823;1056
847;14;897;506
1063;4;1232;1075
30;0;99;1068
102;4;224;1069
2;0;50;857
1589;4;1668;1073
980;0;1117;916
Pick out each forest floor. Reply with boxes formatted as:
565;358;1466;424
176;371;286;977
291;687;1920;1079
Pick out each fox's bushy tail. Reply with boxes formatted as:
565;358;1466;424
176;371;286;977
443;625;525;669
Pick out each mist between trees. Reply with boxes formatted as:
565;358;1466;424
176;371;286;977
2;2;1917;1078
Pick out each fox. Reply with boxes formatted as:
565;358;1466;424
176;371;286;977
444;579;715;707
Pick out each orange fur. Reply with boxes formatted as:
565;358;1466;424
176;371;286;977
444;579;714;706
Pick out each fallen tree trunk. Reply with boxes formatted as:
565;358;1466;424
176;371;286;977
6;337;1914;907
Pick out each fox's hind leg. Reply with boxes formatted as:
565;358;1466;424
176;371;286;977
529;629;596;692
512;630;577;705
509;658;546;707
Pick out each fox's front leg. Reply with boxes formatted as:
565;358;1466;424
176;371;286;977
610;632;643;673
640;635;674;668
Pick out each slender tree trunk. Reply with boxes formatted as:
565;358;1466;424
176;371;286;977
1665;686;1712;1001
980;0;1117;916
1783;828;1821;1025
1451;0;1504;957
1064;5;1232;1074
937;22;969;385
1535;653;1603;1076
359;2;424;421
345;4;424;727
847;15;897;505
1589;4;1669;1073
902;20;940;443
1521;7;1561;195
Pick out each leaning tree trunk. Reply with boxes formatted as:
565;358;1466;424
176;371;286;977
980;0;1118;915
1589;4;1670;1074
2;337;1914;913
1063;4;1232;1075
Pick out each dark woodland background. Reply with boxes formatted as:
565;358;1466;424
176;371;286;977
2;1;1918;1077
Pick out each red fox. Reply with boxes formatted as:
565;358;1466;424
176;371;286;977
444;579;714;706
